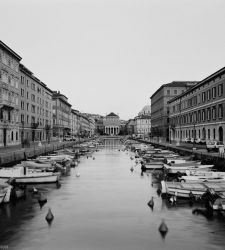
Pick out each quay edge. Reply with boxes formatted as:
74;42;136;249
134;139;225;171
0;140;88;166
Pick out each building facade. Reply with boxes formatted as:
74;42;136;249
125;119;135;135
103;112;120;135
0;41;21;147
70;109;80;138
134;114;151;138
150;81;197;142
168;67;225;144
52;91;71;139
138;105;151;116
19;64;53;144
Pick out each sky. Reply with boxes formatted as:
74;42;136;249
1;0;225;120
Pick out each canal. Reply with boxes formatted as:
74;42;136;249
1;138;225;250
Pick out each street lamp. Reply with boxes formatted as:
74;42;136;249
192;122;196;151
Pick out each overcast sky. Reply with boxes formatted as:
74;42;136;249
1;0;225;120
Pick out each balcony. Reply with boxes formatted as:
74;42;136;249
31;122;39;129
0;119;19;127
0;97;19;110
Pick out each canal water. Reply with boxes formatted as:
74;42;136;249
1;138;225;250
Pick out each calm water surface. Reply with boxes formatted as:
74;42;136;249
1;139;225;250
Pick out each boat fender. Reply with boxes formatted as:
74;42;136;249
45;208;54;224
147;197;154;210
158;219;168;238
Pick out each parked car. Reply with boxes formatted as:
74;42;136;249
196;138;206;145
63;136;73;141
206;140;224;152
184;138;192;143
184;137;191;143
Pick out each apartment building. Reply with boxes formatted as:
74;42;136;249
0;41;21;147
52;91;71;139
19;64;53;143
134;114;151;138
150;81;197;142
168;67;225;143
70;109;81;137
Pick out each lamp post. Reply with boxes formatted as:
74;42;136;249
192;122;196;151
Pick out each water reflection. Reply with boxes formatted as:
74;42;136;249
0;138;225;250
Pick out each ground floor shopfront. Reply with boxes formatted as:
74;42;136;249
0;125;20;147
170;122;225;143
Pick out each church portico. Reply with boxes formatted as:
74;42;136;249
103;112;121;136
104;126;119;135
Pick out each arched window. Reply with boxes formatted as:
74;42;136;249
11;131;14;141
16;131;18;141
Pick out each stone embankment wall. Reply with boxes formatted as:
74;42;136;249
0;141;76;166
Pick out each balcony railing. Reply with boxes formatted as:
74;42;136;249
31;122;39;129
0;119;19;126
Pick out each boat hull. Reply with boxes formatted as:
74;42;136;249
0;175;58;184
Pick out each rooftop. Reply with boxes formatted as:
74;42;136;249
0;40;22;61
168;66;225;104
150;81;198;99
106;112;119;117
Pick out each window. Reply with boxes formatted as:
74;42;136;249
167;90;170;95
218;84;223;96
202;109;205;121
174;90;177;94
21;114;24;123
198;110;201;122
27;115;29;124
212;87;216;98
31;116;35;123
207;108;211;120
21;89;24;97
213;128;216;140
218;104;223;118
31;105;35;113
202;92;206;102
21;101;24;110
31;83;35;91
27;103;29;111
26;92;29;99
207;89;211;100
31;94;35;102
212;106;216;120
208;129;210;140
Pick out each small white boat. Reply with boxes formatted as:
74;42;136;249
179;175;225;183
186;170;225;177
163;164;213;174
22;161;56;171
145;162;164;170
161;180;225;198
0;166;59;184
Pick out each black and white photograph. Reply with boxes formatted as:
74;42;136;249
0;0;225;249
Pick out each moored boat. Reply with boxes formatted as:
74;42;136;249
161;180;225;198
163;163;213;174
0;166;59;184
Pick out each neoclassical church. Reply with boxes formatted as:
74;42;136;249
103;112;120;135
